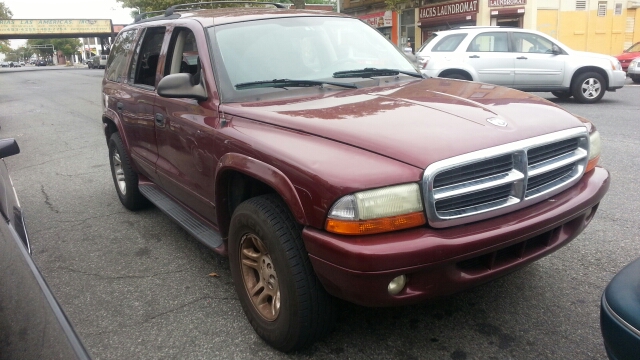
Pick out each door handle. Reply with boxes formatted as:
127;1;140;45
155;113;165;127
117;102;123;111
516;56;528;60
468;55;480;58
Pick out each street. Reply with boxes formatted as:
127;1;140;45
1;68;638;359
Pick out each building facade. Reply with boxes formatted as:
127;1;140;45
341;0;640;55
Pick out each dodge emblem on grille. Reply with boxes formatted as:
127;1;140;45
487;117;508;127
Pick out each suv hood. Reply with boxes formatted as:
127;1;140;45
226;79;586;169
573;50;617;62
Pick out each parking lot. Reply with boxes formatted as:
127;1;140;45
1;68;638;359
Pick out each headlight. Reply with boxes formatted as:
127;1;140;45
586;129;601;173
325;183;426;235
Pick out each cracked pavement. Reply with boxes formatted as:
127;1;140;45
1;69;638;359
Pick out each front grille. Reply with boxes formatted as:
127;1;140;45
435;184;512;213
433;154;513;189
527;138;579;165
423;128;589;228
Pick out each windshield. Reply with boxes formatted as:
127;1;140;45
208;16;417;101
627;42;640;53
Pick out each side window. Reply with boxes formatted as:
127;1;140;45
164;28;201;78
105;29;138;83
432;33;467;52
467;32;509;52
129;27;166;88
512;32;555;53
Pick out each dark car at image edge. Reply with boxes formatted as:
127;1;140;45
100;2;610;352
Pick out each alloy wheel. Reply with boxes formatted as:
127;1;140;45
112;151;126;195
239;233;280;321
581;78;602;99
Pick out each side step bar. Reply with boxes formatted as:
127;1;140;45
138;184;223;250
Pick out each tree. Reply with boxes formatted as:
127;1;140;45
27;38;82;62
0;2;12;54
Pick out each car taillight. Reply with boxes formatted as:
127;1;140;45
417;56;430;69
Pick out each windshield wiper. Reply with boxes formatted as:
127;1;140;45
235;79;358;90
333;68;424;79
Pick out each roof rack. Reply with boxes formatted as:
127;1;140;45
134;10;166;23
165;1;287;17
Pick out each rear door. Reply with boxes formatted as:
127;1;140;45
465;31;514;86
511;32;565;87
118;26;166;183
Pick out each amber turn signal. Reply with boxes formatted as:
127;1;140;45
585;155;600;173
325;212;426;235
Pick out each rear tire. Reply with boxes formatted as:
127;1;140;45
631;75;640;84
108;133;149;210
571;72;606;104
229;194;336;352
551;91;572;99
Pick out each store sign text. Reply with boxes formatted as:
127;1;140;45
489;0;526;6
419;0;478;20
359;11;392;28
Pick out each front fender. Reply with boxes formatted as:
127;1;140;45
214;152;307;231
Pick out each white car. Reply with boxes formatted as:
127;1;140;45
626;57;640;84
416;26;626;103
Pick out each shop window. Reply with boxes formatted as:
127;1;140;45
576;0;586;10
615;3;622;15
467;32;509;53
597;2;607;17
432;34;467;52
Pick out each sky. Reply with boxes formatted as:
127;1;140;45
3;0;137;48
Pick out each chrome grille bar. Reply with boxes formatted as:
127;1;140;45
422;128;589;228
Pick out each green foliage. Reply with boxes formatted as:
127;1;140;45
27;38;82;57
384;0;402;11
0;2;12;54
115;0;339;13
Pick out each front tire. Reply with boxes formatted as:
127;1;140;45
108;133;149;210
229;194;336;352
631;75;640;84
572;72;606;103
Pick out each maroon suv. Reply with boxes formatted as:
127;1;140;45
101;3;610;352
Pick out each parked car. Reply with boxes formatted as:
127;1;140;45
35;59;47;66
0;138;91;359
614;42;640;72
601;257;640;360
625;57;640;84
19;61;25;66
9;61;20;68
415;26;626;103
102;3;609;352
0;61;8;67
89;55;108;69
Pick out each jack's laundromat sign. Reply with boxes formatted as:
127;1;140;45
419;0;478;20
489;0;526;6
0;19;112;35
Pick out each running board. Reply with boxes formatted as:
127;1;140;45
138;184;223;250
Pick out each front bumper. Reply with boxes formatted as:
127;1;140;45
303;167;609;307
627;64;640;76
608;70;627;90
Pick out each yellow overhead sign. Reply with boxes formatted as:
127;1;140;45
0;19;112;36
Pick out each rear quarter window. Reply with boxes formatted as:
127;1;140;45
432;33;467;52
105;29;139;83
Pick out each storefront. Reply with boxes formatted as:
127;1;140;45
489;0;526;28
399;9;416;53
359;11;394;41
418;0;479;45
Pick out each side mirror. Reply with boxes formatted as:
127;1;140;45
0;139;20;159
552;44;562;55
157;73;208;101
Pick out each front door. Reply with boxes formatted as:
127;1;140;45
154;26;219;224
465;31;514;86
511;32;565;87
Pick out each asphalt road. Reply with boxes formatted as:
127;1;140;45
1;68;638;360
